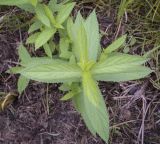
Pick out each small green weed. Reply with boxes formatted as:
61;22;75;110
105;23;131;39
1;0;153;143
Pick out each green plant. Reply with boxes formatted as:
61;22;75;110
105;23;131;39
9;10;152;142
1;0;75;94
0;0;75;54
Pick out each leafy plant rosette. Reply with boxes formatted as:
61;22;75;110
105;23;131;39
6;3;152;144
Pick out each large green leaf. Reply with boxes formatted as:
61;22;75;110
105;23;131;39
84;10;100;61
20;59;82;83
71;15;88;64
35;4;51;27
0;0;29;5
73;92;96;136
22;57;55;66
81;71;109;142
35;28;56;49
92;53;152;82
56;2;75;24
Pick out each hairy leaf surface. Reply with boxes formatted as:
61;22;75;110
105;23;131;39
92;53;152;81
20;60;82;83
84;10;100;61
82;72;109;142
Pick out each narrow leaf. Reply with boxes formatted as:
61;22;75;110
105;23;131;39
60;91;75;101
0;0;28;6
92;53;152;82
29;0;37;7
18;44;31;63
43;4;58;27
18;75;30;94
26;32;40;44
17;4;35;13
20;59;82;83
35;28;56;49
82;71;110;142
43;43;52;58
28;21;42;34
93;66;152;82
7;67;24;74
71;17;88;63
67;17;74;40
59;38;71;59
56;2;76;24
103;34;127;54
35;4;51;27
84;10;100;61
73;92;96;135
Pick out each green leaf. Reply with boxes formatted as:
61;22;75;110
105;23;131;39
60;91;76;101
18;75;29;94
56;2;75;24
43;4;63;28
28;21;42;34
48;40;56;52
43;43;52;58
73;91;96;136
7;67;24;74
20;59;82;83
92;53;152;82
84;10;100;61
29;0;37;7
59;38;71;59
59;83;71;91
67;17;74;40
35;28;56;49
71;16;88;63
48;0;71;12
35;4;51;27
26;32;40;44
82;71;109;142
48;0;59;12
44;5;56;25
0;0;28;6
17;4;35;13
22;57;55;67
93;66;152;82
18;44;31;63
103;34;127;54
